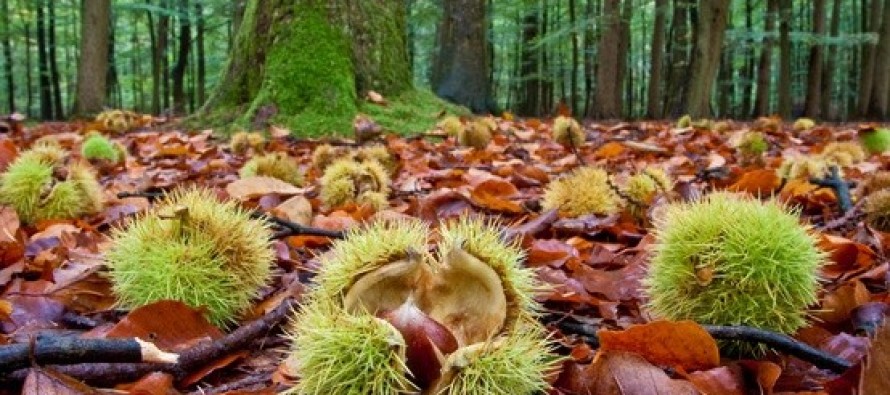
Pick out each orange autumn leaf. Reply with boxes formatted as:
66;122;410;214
815;280;871;324
594;141;626;159
598;320;720;372
728;169;781;195
778;178;819;200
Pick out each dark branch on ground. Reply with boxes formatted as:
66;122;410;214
556;320;853;374
810;165;854;213
2;298;296;387
0;337;175;373
249;211;344;239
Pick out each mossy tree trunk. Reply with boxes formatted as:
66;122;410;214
199;0;413;135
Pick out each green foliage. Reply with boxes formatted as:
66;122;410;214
105;188;274;326
644;193;824;354
360;89;469;135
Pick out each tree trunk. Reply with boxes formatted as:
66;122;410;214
517;8;541;116
684;0;730;119
47;0;62;119
36;0;52;120
858;0;883;116
777;0;792;118
664;0;692;117
753;0;778;116
432;0;495;113
821;0;841;119
804;0;826;118
739;0;754;117
24;21;32;117
73;0;110;116
200;0;415;134
868;0;890;119
593;0;622;119
646;0;667;118
1;0;14;113
618;0;632;117
569;0;579;113
107;18;120;108
583;0;595;116
195;1;206;105
172;0;191;115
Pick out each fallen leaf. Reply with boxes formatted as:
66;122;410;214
582;351;700;394
271;195;313;226
860;323;890;394
104;300;223;352
226;176;304;200
22;367;98;395
598;320;720;372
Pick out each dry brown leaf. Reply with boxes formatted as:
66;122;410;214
598;320;720;372
583;351;700;394
860;323;890;394
271;195;313;226
728;169;781;195
594;141;626;159
22;367;98;395
817;280;872;324
104;300;223;352
226;176;304;200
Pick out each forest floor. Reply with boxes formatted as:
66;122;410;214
0;112;886;394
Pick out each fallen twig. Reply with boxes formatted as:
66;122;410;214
556;320;853;374
3;298;296;386
250;211;344;239
0;337;177;374
810;166;854;213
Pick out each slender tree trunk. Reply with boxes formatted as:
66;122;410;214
147;2;160;114
618;0;632;117
24;22;32;117
107;15;120;107
432;0;496;113
36;0;53;119
160;0;170;113
821;0;841;119
172;0;191;115
777;0;793;118
664;0;692;117
196;1;206;105
593;0;622;119
569;0;579;113
48;0;62;119
684;0;730;118
868;0;890;119
753;0;778;116
646;0;667;118
517;8;541;116
804;0;826;118
73;0;111;116
740;0;754;117
583;0;595;116
858;0;883;116
1;0;14;113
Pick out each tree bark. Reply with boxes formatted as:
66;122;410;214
1;0;14;113
36;0;52;120
821;0;841;119
646;0;667;118
195;1;206;106
517;8;542;116
804;0;826;118
432;0;495;113
868;0;890;119
684;0;730;119
47;0;62;119
777;0;792;118
200;0;414;134
753;0;778;117
569;0;579;113
858;0;883;116
73;0;111;116
664;0;692;117
593;0;622;119
171;0;191;115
